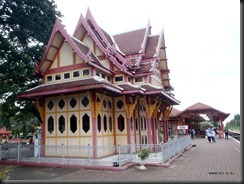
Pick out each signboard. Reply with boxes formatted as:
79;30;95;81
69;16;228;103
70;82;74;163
177;125;188;130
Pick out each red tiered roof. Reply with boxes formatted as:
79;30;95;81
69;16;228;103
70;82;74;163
0;127;12;135
179;102;230;122
18;8;179;105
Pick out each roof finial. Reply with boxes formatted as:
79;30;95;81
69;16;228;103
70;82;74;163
147;17;151;34
161;24;165;44
86;7;92;18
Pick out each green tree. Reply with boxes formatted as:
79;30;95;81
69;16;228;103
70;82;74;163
13;118;39;138
225;113;240;130
234;114;240;127
0;0;62;128
198;121;212;131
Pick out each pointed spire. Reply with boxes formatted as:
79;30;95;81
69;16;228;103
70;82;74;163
85;7;92;19
138;17;150;54
73;11;85;37
161;24;165;44
162;24;165;33
147;17;150;27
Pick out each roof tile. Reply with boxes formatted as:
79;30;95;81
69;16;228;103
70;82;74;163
113;28;146;55
144;35;159;59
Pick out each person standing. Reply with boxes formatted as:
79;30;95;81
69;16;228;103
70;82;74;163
190;128;195;139
225;129;229;140
29;137;33;144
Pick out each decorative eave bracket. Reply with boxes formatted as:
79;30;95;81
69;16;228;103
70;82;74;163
35;97;43;122
123;95;139;119
144;96;160;118
161;104;173;121
87;91;106;118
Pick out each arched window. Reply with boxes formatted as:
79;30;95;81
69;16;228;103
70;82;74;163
97;114;101;132
117;115;125;132
103;99;107;109
82;114;90;133
135;118;138;131
140;117;143;130
47;116;54;134
109;116;112;132
70;114;77;133
145;136;147;144
59;115;65;133
144;117;147;130
108;100;112;110
103;115;107;132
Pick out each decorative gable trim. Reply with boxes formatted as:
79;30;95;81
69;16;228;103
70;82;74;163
37;19;89;75
135;19;151;67
155;27;166;58
73;9;131;75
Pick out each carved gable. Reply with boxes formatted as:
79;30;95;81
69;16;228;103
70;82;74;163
59;41;74;67
82;33;94;52
50;55;58;69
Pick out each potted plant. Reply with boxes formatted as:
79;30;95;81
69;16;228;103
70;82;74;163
138;148;150;169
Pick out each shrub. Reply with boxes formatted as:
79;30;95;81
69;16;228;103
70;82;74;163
0;165;12;181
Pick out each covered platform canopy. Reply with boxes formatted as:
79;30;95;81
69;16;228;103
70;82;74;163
178;102;230;123
172;102;230;137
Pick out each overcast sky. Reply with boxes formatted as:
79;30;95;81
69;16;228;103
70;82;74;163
54;0;240;124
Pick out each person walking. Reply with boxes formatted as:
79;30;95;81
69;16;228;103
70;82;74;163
206;127;212;143
211;128;216;143
225;129;229;140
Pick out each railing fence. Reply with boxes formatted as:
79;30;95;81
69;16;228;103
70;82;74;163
0;135;191;167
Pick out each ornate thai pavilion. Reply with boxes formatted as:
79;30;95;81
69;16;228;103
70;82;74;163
169;102;230;138
18;8;180;157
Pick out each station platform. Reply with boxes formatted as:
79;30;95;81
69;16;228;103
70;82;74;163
3;136;242;182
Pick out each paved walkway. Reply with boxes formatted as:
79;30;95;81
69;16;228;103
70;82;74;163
3;137;241;182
